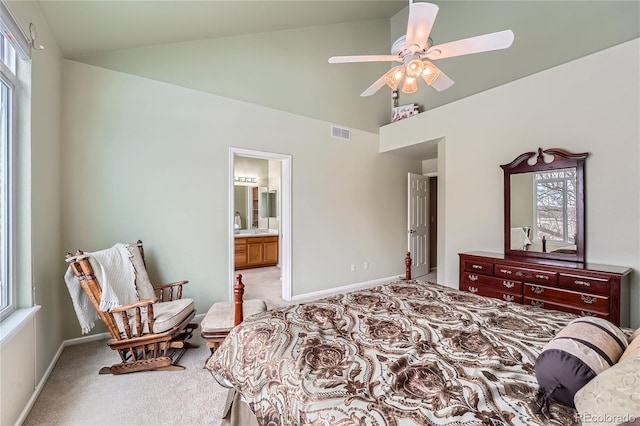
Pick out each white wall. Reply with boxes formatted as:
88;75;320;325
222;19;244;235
381;39;640;327
61;60;422;336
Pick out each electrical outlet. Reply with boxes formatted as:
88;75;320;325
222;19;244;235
350;264;356;272
364;262;369;270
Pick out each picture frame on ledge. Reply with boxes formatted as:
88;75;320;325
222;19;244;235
392;104;419;122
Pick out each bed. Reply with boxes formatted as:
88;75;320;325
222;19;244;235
206;276;585;425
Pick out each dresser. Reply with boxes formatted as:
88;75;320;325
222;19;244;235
459;251;631;327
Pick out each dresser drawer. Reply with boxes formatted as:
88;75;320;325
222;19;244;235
524;284;609;313
462;259;494;275
461;281;524;303
558;273;610;296
524;297;610;320
461;272;522;295
495;264;557;286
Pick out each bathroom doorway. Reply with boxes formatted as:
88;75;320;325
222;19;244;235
228;148;292;303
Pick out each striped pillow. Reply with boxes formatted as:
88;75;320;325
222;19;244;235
535;317;628;407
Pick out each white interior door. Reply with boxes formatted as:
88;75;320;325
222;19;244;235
408;173;429;277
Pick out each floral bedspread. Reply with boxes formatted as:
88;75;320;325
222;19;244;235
206;280;579;425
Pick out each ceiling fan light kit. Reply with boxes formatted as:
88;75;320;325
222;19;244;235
328;1;514;98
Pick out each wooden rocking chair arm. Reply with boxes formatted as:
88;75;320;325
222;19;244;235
153;280;189;290
109;297;159;314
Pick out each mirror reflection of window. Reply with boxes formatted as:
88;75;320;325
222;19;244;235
533;168;576;245
260;189;278;218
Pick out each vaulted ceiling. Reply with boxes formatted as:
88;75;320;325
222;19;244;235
36;1;639;133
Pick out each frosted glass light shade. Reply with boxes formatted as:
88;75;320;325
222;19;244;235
401;76;418;94
384;66;405;90
405;59;424;78
421;61;441;86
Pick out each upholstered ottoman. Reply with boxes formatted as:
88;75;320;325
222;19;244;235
201;298;267;352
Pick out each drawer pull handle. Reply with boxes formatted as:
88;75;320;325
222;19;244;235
531;301;545;308
503;295;514;302
468;275;478;282
532;286;545;295
468;287;478;294
581;295;597;305
471;264;482;269
535;274;550;280
580;311;596;317
499;269;512;274
574;280;591;287
503;281;515;288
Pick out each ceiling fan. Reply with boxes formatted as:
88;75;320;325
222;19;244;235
328;1;514;97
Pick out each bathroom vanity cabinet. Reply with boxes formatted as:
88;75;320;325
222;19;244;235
235;235;278;269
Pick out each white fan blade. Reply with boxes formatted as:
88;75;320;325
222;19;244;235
430;70;454;92
360;73;389;97
427;30;514;60
329;55;400;64
405;2;439;51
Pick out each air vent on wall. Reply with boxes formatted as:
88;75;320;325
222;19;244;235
331;125;351;141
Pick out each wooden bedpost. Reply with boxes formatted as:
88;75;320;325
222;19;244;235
234;274;245;326
405;252;412;280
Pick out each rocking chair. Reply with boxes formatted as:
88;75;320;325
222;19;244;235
64;240;199;375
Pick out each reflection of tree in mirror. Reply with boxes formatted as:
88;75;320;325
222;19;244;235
534;168;576;243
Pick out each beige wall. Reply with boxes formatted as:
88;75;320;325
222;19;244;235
60;60;422;335
1;2;64;425
381;39;640;327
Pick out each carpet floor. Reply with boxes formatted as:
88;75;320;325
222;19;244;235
23;327;230;426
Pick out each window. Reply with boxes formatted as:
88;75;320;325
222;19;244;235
0;5;29;320
533;168;577;245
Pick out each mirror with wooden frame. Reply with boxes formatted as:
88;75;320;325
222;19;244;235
502;147;589;263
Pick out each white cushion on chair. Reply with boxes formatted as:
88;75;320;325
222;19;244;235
201;299;266;332
114;298;195;336
126;244;156;301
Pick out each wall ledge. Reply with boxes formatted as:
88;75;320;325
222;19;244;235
0;306;41;348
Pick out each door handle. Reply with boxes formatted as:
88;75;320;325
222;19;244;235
408;230;416;234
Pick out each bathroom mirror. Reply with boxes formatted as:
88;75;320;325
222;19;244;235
260;189;278;218
234;185;258;229
502;147;588;262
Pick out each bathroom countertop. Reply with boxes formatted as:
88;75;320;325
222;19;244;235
234;229;279;238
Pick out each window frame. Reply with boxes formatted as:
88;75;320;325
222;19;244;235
0;33;18;320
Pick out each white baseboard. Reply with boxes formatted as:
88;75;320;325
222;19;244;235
290;275;400;302
63;331;110;346
14;331;110;426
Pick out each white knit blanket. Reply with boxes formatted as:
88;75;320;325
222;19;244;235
64;243;138;334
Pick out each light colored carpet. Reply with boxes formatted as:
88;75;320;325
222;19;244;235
23;327;230;426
